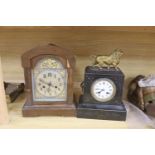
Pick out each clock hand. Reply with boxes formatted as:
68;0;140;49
47;87;51;93
39;79;49;86
48;82;55;87
97;89;105;94
40;79;56;88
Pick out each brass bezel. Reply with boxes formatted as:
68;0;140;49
91;78;116;102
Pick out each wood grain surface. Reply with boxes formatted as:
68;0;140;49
0;93;127;128
0;57;9;124
0;93;154;128
1;26;155;32
1;26;155;99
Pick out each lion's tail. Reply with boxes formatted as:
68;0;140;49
90;55;97;59
89;55;97;65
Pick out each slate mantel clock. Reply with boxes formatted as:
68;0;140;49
77;50;127;121
21;44;76;117
77;67;127;121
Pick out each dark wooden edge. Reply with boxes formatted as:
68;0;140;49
1;26;155;33
22;103;76;117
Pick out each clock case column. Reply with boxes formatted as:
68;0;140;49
77;66;127;121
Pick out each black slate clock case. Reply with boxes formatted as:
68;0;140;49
77;66;127;121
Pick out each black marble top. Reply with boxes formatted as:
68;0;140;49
85;66;124;76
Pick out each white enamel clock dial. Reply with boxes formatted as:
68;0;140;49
91;78;116;102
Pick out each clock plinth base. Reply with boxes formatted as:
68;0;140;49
22;102;76;117
77;95;126;121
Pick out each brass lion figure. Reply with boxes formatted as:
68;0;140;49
91;49;124;69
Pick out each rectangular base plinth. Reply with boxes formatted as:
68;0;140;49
77;96;127;121
77;107;126;121
22;104;76;117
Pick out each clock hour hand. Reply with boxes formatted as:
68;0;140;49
48;82;55;88
39;78;58;89
39;79;49;86
39;79;54;88
97;89;105;94
47;87;51;92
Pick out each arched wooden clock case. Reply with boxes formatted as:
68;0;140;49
21;44;76;117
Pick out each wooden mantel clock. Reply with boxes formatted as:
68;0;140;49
21;44;76;117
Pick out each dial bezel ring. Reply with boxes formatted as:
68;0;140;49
90;78;116;102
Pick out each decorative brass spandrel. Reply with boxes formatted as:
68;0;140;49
40;58;63;69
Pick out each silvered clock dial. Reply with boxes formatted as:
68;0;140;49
32;57;67;102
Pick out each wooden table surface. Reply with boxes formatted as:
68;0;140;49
0;93;128;129
0;93;154;129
